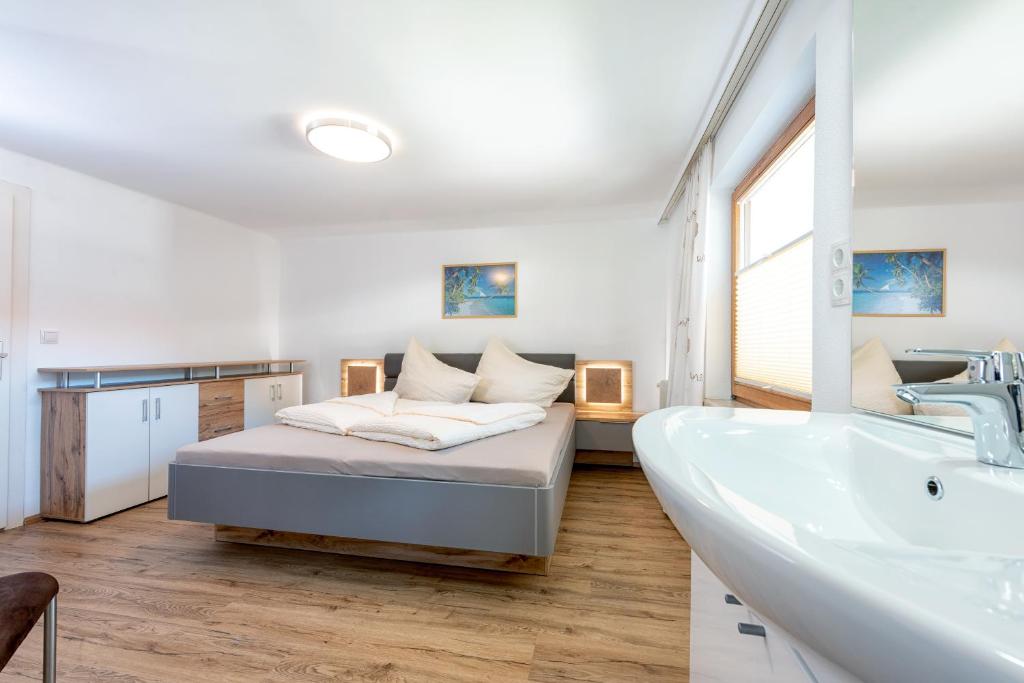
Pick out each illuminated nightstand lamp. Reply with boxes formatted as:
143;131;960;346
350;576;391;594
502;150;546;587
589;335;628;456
340;359;385;396
574;360;642;467
575;360;634;414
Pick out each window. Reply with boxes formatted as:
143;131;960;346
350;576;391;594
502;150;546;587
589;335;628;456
732;99;814;410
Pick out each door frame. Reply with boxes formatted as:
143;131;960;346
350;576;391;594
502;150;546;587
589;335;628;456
1;181;31;528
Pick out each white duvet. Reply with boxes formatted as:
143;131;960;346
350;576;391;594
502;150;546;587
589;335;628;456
275;391;547;450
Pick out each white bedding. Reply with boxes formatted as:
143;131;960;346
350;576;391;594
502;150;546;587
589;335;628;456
275;392;547;450
274;391;397;434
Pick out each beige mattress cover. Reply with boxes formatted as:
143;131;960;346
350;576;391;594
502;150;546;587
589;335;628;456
175;403;575;488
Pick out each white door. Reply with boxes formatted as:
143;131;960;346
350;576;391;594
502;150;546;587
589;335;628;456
243;376;279;429
84;388;151;521
0;191;12;528
149;383;198;499
277;374;303;410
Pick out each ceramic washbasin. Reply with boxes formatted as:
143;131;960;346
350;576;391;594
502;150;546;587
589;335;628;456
634;407;1024;682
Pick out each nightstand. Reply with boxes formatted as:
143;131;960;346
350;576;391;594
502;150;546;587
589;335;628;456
575;410;645;467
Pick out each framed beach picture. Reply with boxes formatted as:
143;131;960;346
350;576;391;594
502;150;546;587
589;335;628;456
852;249;946;317
442;262;517;319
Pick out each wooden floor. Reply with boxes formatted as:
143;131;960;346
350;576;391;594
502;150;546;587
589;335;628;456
0;466;691;682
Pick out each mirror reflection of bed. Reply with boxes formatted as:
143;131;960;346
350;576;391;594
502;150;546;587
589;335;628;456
850;0;1024;433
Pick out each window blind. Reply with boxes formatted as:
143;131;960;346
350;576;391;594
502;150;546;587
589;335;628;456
734;234;813;396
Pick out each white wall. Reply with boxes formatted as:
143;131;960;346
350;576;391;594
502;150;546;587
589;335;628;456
853;199;1024;358
278;215;671;412
699;0;852;411
0;147;281;519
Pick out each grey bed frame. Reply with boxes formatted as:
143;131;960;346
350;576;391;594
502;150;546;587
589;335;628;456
167;352;577;560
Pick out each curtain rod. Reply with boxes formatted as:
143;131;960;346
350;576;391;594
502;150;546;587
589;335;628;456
658;0;791;224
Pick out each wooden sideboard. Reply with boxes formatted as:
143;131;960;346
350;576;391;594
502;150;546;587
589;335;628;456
38;360;304;522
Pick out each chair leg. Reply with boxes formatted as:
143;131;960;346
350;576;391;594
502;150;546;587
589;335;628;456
43;596;56;683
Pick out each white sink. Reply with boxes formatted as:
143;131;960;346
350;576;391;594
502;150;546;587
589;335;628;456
634;406;1024;682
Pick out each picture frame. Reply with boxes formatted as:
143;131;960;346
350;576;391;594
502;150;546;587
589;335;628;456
442;262;518;319
852;248;946;317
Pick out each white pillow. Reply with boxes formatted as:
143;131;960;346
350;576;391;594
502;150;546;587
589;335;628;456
914;337;1017;417
393;337;480;403
472;338;575;407
852;337;912;415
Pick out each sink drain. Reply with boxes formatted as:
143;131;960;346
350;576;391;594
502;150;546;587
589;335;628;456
926;476;944;500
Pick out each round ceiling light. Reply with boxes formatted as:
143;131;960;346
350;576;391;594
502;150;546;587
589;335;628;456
305;118;392;163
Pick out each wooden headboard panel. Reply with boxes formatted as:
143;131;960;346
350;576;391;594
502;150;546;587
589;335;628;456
382;353;576;404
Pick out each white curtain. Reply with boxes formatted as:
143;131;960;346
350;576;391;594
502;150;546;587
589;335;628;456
667;143;713;406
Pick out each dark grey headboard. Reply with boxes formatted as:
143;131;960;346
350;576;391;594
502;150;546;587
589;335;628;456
893;359;965;383
383;352;576;404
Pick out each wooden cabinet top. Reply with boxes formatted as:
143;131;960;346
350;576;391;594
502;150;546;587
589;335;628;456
38;359;304;374
575;410;645;423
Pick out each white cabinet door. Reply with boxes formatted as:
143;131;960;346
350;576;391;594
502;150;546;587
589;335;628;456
149;383;198;499
85;388;151;521
277;374;303;409
243;376;279;429
691;552;774;682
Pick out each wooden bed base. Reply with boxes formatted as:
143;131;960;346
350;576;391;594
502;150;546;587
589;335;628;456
214;525;553;575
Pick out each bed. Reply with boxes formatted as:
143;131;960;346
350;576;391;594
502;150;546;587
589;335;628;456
167;352;576;574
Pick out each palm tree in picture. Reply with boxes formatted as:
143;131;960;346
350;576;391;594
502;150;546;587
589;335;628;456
884;251;943;313
444;267;481;316
852;261;872;290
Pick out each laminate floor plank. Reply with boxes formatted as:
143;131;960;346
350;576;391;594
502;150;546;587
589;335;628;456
0;466;690;682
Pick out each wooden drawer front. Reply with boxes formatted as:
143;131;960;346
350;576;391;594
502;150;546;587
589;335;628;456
199;380;244;409
199;380;244;441
199;408;243;441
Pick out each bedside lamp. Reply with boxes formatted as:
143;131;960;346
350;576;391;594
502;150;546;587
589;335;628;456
575;360;633;413
340;359;385;396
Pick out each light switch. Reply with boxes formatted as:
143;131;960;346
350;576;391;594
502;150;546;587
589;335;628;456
40;329;59;344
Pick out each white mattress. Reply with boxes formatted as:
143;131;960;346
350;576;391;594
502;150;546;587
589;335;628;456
175;403;575;487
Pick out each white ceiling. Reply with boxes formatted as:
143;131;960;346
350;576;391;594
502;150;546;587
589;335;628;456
854;0;1024;207
0;0;754;234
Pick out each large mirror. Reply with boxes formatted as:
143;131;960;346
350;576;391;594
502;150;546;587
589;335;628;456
851;0;1024;432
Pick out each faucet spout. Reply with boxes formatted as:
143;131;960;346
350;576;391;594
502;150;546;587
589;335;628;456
894;349;1024;469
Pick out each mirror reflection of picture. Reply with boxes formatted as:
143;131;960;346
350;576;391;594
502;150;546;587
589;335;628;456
442;262;517;319
852;249;945;317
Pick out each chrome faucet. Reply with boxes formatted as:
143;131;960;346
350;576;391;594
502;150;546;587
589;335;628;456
895;349;1024;468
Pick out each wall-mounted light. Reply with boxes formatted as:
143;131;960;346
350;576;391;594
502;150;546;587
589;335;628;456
306;118;392;163
340;359;385;396
575;360;634;413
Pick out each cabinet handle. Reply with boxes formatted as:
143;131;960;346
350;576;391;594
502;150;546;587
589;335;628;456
213;395;232;401
276;383;282;400
269;385;275;401
737;623;766;638
213;426;234;434
142;399;148;423
155;397;161;421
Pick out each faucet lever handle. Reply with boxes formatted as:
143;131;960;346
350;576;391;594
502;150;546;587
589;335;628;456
905;348;1019;382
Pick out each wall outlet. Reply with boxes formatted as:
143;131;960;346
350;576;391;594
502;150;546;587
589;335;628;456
40;329;59;344
829;239;851;272
829;239;852;307
831;272;851;307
